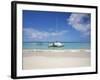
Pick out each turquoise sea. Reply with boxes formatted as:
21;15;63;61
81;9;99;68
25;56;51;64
23;42;90;50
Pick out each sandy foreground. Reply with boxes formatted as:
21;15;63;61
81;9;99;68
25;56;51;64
22;49;91;70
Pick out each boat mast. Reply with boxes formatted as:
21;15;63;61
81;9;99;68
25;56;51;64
55;15;58;42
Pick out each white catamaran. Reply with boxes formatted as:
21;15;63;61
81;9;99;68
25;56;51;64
48;16;64;47
49;41;64;47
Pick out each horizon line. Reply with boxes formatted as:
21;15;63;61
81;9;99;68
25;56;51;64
23;41;90;43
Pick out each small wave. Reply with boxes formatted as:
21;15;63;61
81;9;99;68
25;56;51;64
23;49;90;53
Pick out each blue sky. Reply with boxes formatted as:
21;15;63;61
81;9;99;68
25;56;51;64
23;10;91;42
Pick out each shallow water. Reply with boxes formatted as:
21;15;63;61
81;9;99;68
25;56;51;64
23;42;90;50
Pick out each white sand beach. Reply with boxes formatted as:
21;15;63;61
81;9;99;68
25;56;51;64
22;49;91;70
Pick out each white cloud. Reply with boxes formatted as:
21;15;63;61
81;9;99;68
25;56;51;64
23;28;68;41
68;13;90;36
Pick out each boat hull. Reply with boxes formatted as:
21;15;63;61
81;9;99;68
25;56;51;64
48;42;64;47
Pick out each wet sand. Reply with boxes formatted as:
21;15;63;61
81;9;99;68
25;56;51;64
22;49;91;70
